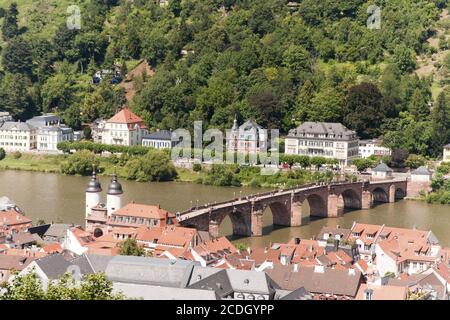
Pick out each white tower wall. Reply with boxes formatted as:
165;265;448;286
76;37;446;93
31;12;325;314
107;193;123;216
86;192;101;217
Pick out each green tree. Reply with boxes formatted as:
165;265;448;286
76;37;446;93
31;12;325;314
1;3;19;40
392;44;416;74
408;88;429;121
119;238;145;256
0;148;5;161
2;37;33;76
430;92;450;156
344;82;395;139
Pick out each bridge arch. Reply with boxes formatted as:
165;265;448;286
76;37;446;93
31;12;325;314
269;201;291;226
372;187;389;203
211;208;252;237
338;189;362;211
395;187;406;200
301;194;327;218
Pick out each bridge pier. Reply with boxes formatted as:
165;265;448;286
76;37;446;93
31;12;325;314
290;201;302;227
389;185;396;203
327;194;343;218
209;220;220;238
361;191;373;209
251;210;263;236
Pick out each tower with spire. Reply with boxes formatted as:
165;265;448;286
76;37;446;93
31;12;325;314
85;167;102;217
106;170;123;216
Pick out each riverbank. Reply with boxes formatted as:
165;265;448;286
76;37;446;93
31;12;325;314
0;152;340;189
0;153;198;181
1;169;450;247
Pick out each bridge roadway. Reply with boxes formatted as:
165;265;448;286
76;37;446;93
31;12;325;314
176;179;408;237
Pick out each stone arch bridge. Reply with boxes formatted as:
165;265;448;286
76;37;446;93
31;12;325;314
176;180;407;238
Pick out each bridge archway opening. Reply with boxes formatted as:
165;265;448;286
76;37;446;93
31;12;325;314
268;201;291;226
395;188;406;200
372;187;389;203
338;189;362;212
302;194;327;219
217;210;251;239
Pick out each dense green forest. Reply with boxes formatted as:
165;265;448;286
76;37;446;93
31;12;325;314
0;0;450;158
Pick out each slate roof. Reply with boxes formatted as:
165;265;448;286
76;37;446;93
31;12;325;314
411;166;432;175
113;282;218;300
187;269;233;298
288;122;357;141
266;265;362;297
143;130;172;141
373;162;393;172
43;224;77;240
188;268;279;298
104;256;199;287
0;121;36;131
85;254;114;273
33;254;72;279
187;265;223;286
70;254;95;275
276;287;312;300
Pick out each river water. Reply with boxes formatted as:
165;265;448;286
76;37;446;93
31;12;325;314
1;170;449;246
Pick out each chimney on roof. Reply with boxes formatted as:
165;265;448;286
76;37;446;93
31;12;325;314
293;264;299;272
294;237;300;245
334;239;340;252
348;268;356;276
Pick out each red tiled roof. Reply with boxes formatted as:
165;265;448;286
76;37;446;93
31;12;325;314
107;108;144;124
112;203;171;220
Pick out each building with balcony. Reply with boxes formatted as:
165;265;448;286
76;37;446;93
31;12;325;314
226;118;267;154
285;122;359;167
37;126;74;152
101;108;148;146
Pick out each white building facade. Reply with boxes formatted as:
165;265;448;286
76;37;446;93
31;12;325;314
444;144;450;162
226;119;266;154
37;126;74;152
285;122;359;167
0;122;37;152
101;108;148;146
359;139;392;158
142;130;174;149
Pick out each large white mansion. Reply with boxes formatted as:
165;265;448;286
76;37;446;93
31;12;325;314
285;122;359;167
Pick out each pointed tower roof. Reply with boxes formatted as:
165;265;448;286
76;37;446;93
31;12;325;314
86;167;102;193
232;116;238;131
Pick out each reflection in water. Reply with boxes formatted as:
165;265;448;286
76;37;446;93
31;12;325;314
1;170;450;246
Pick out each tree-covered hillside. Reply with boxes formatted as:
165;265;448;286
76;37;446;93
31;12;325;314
0;0;449;158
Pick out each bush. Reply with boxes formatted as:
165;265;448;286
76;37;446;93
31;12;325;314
0;148;5;161
12;151;22;159
60;150;100;175
123;150;177;182
193;163;202;172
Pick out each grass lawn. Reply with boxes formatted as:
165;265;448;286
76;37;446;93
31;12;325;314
0;153;63;173
175;167;204;182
